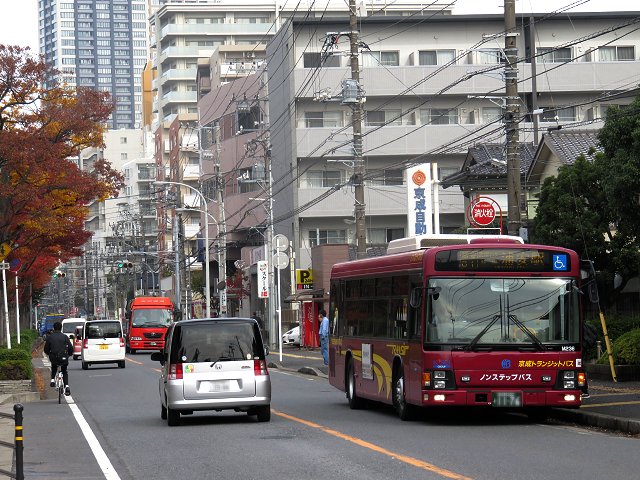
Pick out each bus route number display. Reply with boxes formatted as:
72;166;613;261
434;249;570;272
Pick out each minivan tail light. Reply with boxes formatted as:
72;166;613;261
169;363;183;380
83;338;88;349
254;359;268;376
119;337;125;348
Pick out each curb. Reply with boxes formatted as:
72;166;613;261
267;361;329;379
548;408;640;435
0;392;40;405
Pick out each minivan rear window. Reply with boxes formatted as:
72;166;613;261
171;322;264;364
86;322;122;339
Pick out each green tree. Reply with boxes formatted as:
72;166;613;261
531;94;640;305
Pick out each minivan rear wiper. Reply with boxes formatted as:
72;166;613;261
210;356;235;368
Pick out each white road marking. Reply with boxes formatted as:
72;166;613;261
65;394;121;479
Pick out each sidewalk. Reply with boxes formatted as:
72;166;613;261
269;346;640;435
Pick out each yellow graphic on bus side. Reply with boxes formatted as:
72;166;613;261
348;349;394;400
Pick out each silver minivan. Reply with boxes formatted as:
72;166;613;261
151;318;271;426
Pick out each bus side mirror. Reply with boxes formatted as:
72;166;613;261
409;288;423;308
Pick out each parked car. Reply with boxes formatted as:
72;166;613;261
81;319;126;369
282;325;300;346
72;325;83;360
151;317;271;426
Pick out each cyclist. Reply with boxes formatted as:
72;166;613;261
44;321;74;396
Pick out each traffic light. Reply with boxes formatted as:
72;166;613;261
53;271;66;278
116;261;133;269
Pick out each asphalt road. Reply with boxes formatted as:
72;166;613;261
22;352;639;480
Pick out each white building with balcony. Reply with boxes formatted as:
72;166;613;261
267;11;640;268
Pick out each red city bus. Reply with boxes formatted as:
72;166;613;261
125;296;174;353
328;235;589;420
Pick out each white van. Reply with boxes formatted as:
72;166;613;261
81;319;126;369
61;318;85;340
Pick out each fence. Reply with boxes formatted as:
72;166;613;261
0;404;23;480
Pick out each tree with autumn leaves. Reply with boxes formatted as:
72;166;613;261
0;45;124;306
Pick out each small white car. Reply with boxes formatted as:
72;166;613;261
282;326;300;346
81;320;126;369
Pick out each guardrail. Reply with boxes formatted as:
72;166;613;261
0;404;23;480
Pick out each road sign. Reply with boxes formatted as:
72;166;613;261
274;252;289;270
9;258;22;273
0;262;8;271
470;200;496;226
273;234;289;252
0;243;11;262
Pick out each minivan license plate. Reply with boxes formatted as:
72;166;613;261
492;392;522;407
99;344;109;350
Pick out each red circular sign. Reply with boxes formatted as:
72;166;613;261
471;201;496;226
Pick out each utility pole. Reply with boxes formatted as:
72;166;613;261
505;0;522;236
214;124;227;316
348;0;367;259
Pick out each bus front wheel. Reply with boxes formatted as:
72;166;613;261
346;360;364;409
393;368;416;421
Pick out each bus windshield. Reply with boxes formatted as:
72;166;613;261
132;309;172;328
425;277;580;348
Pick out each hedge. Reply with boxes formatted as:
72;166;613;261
0;360;32;380
0;329;40;380
597;328;640;366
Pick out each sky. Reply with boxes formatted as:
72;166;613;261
0;0;637;53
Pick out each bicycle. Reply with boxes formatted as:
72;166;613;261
53;366;65;404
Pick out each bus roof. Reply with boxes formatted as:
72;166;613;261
386;234;523;255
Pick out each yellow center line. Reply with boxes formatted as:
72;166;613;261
126;357;145;366
273;409;472;480
581;400;640;408
273;351;321;360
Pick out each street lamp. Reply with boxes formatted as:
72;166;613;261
154;181;211;318
176;206;222;318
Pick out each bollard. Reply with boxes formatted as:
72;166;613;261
13;404;23;480
596;340;602;359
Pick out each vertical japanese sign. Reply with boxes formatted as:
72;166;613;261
406;164;433;236
257;260;269;298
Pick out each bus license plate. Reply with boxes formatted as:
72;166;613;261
492;392;522;407
99;344;109;350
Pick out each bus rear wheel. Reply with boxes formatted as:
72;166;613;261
346;360;364;409
393;369;416;421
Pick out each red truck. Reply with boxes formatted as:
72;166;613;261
125;296;174;354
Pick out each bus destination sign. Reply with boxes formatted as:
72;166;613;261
434;248;571;272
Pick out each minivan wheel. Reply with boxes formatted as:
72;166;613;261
161;403;167;420
256;405;271;422
81;361;88;370
167;407;180;426
118;360;126;368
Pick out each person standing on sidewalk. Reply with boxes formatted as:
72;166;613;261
44;321;74;396
319;309;329;366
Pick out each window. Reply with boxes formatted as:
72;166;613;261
308;229;346;247
304;111;343;128
418;49;455;65
599;46;635;61
537;47;572;63
362;51;400;67
120;137;128;144
121;153;128;160
365;109;402;126
367;228;405;244
541;106;576;122
303;52;340;68
420;108;458;125
482;107;502;123
235;16;269;24
477;49;504;64
307;170;342;188
369;168;403;186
